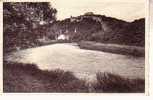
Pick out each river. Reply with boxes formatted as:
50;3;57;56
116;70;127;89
5;43;145;81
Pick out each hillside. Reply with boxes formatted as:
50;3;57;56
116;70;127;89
46;14;145;46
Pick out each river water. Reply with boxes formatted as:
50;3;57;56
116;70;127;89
5;43;145;81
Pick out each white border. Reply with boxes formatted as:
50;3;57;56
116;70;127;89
0;0;150;95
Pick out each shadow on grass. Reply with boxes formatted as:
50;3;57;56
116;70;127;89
3;61;145;93
3;61;88;92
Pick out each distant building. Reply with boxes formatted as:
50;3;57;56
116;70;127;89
57;34;69;40
74;28;77;33
70;17;80;22
39;21;46;25
84;12;94;15
70;17;76;22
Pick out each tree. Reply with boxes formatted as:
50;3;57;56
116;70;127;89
3;2;57;52
4;2;57;31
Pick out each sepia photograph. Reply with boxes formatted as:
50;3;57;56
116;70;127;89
3;0;145;93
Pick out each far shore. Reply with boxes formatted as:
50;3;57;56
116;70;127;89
4;40;145;57
78;41;145;57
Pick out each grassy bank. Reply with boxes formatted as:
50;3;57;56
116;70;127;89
3;62;145;93
78;41;145;57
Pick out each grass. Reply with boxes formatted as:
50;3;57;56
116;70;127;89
3;61;88;92
3;62;145;93
92;72;145;93
78;41;145;57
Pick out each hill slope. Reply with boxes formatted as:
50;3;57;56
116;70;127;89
47;14;145;46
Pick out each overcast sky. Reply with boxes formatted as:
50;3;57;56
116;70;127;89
50;0;145;22
150;0;153;33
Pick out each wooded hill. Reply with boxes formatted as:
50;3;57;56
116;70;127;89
47;14;144;46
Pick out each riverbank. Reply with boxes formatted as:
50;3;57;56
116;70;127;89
78;41;145;57
3;62;145;93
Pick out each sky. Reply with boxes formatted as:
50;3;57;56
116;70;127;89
50;0;145;22
150;0;153;31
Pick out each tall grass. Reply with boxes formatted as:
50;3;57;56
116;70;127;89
92;72;145;93
3;62;145;93
3;61;88;92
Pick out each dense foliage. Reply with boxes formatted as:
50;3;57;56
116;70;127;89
3;2;57;52
50;14;145;46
